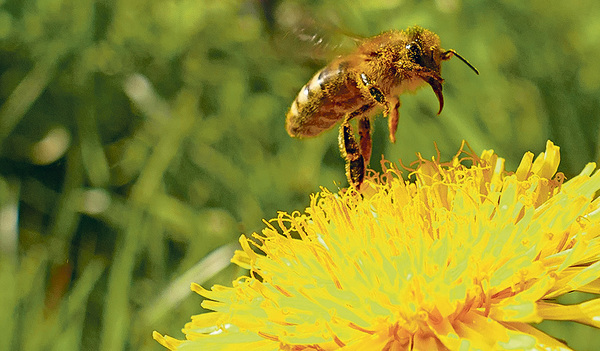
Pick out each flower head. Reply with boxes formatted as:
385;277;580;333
154;141;600;350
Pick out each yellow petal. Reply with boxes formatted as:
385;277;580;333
531;140;560;179
546;261;600;298
515;151;535;181
153;331;184;350
537;299;600;328
502;322;572;351
576;278;600;294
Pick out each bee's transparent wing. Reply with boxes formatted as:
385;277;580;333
265;2;363;63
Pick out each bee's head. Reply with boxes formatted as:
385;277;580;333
403;26;478;114
404;27;443;74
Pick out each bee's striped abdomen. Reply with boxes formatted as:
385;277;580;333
285;60;367;138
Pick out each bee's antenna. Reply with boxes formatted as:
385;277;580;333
443;49;479;75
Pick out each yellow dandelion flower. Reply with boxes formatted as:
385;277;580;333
154;140;600;350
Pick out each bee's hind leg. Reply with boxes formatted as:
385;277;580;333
339;121;365;187
358;115;372;166
339;103;376;188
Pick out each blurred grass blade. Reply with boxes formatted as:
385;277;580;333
0;58;57;145
0;258;18;351
43;259;106;351
0;178;19;350
49;259;105;351
99;209;147;351
141;242;237;325
76;100;111;187
0;178;20;258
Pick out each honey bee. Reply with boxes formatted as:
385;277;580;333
285;26;479;188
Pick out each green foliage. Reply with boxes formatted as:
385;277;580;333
0;0;598;350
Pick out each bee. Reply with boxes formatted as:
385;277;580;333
285;26;479;188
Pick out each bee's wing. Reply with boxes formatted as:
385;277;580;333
267;4;363;63
282;27;360;62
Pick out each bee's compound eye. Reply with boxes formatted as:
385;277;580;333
406;42;422;57
406;41;425;67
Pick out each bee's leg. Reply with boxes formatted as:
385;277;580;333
360;73;388;106
387;97;400;143
360;73;401;144
358;115;372;166
339;120;364;187
339;103;376;188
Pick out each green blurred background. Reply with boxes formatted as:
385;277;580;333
1;0;599;350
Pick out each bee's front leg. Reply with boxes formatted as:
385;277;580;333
359;73;400;143
360;73;387;106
